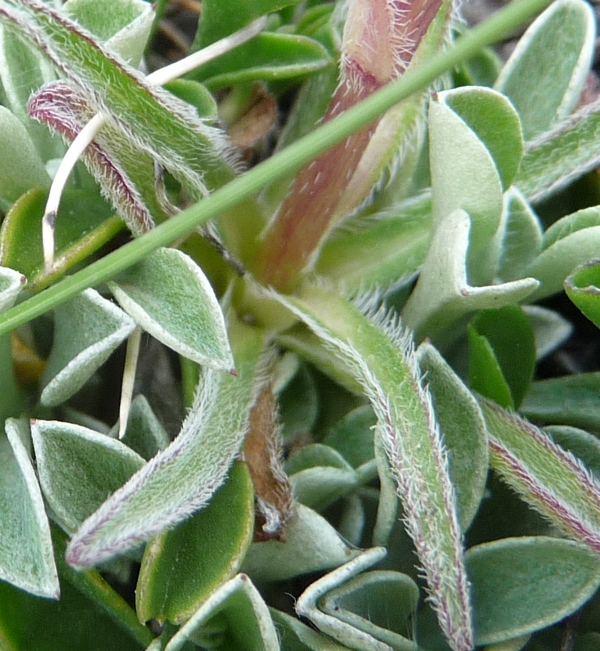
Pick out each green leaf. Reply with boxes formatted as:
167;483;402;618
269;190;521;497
64;0;154;66
109;247;233;370
525;206;600;301
524;305;572;360
0;0;237;199
546;425;600;478
41;288;136;407
31;420;145;533
0;572;147;651
480;398;600;554
496;189;542;283
468;536;600;645
417;343;488;530
287;444;359;512
522;373;600;431
274;287;473;651
296;548;398;651
315;193;432;292
565;259;600;330
241;503;355;582
191;32;331;90
0;265;26;312
29;81;168;236
429;89;506;262
66;320;266;568
0;23;61;161
323;406;377;469
110;394;170;460
514;100;600;203
164;574;279;651
440;87;524;190
319;570;419;651
194;0;303;47
137;461;255;624
271;608;351;651
0;419;58;598
469;305;536;409
0;187;122;288
401;208;539;343
494;0;595;140
0;105;49;205
276;359;319;440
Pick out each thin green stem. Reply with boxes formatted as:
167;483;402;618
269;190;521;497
0;0;552;336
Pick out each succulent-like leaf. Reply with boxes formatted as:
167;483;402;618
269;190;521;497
495;0;595;140
0;105;50;205
109;247;234;370
0;419;59;598
522;373;600;431
417;342;488;530
163;574;279;651
31;420;145;533
523;305;572;360
480;398;600;553
296;548;393;651
565;259;600;330
41;288;136;407
525;206;600;301
287;444;359;512
0;188;122;289
468;536;600;645
323;406;377;469
274;287;473;651
495;189;543;283
514;98;600;202
468;306;536;409
318;570;419;651
241;503;355;582
191;32;331;89
401;209;539;343
0;0;239;200
0;265;26;312
271;608;352;651
547;425;600;478
66;319;266;568
136;461;255;624
194;0;304;47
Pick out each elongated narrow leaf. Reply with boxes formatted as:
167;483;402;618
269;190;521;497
274;287;473;651
31;420;145;533
29;82;166;235
495;0;595;140
417;342;488;530
515;98;600;202
480;398;600;553
41;288;136;407
66;319;266;568
137;461;255;624
63;0;154;67
0;419;59;598
109;247;234;370
468;537;600;645
0;0;238;199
